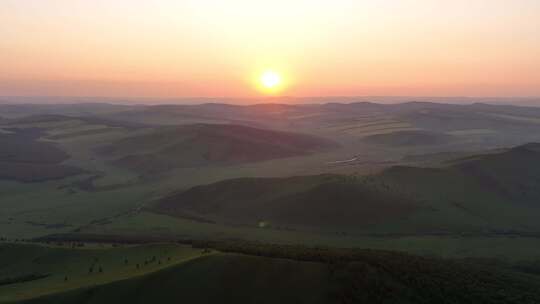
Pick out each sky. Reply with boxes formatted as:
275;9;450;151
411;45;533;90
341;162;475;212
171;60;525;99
1;0;540;99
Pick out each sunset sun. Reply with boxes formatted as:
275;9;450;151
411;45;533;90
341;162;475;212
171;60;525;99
261;71;281;88
257;70;284;94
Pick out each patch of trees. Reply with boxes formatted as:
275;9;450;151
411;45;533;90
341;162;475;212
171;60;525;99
191;240;540;303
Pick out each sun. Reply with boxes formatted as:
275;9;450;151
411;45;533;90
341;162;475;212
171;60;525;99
260;70;282;89
253;69;287;95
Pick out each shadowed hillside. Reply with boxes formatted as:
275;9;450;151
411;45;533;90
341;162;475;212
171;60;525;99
100;124;338;174
0;128;84;182
382;143;540;209
373;143;540;233
153;174;418;231
153;143;540;235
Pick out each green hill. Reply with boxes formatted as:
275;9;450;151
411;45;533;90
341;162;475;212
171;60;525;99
153;174;418;231
378;143;540;232
0;243;202;303
12;242;540;304
100;124;338;174
152;143;540;235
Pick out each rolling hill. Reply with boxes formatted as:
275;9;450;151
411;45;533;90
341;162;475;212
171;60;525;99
100;124;338;174
3;102;540;303
384;143;540;205
153;174;418;232
152;143;540;235
0;128;84;182
11;242;540;304
4;101;540;150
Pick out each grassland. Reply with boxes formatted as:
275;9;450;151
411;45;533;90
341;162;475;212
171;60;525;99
0;243;204;303
75;211;540;261
0;114;351;241
153;174;418;231
142;143;540;237
3;102;540;269
3;241;540;304
3;117;540;263
3;102;540;302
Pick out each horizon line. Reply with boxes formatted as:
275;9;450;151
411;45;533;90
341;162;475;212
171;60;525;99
1;94;540;101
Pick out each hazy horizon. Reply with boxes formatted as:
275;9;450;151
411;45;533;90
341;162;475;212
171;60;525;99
1;95;540;107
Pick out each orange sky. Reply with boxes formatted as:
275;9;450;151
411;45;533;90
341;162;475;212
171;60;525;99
1;0;540;98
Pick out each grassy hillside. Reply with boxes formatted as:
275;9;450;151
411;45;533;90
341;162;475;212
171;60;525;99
0;115;346;240
452;143;540;204
378;143;540;232
3;103;540;267
0;243;203;303
0;128;84;182
100;124;338;174
9;242;540;304
152;143;540;235
154;174;417;231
